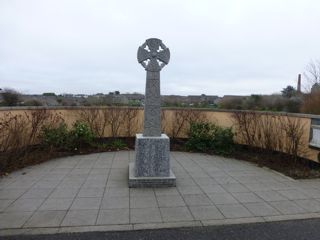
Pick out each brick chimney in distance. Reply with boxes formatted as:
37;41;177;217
297;74;302;93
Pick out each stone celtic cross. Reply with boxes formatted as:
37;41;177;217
129;38;175;187
137;38;170;137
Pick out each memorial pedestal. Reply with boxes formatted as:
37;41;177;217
128;134;176;188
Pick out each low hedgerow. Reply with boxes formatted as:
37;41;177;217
186;122;234;155
41;121;96;151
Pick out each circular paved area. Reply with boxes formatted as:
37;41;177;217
1;151;320;236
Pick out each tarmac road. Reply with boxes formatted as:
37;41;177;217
1;218;320;240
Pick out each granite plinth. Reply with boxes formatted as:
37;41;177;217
129;133;176;188
128;162;176;188
134;133;170;177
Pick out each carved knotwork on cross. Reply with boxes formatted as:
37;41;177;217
137;38;170;137
137;38;170;72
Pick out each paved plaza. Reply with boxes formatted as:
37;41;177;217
1;151;320;236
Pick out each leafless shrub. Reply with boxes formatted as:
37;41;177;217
0;109;62;152
231;111;260;146
162;108;207;138
0;113;28;153
258;113;282;152
27;109;60;144
123;107;140;136
78;107;140;138
280;116;308;162
161;109;170;134
0;109;63;171
232;111;308;162
78;108;108;138
107;107;126;138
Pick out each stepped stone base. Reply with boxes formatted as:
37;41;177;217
128;162;176;188
128;133;176;188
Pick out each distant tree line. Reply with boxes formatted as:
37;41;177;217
1;60;320;114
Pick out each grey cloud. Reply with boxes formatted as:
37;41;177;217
1;0;320;96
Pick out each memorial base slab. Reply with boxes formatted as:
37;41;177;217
128;162;176;188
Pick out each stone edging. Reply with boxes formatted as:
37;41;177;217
1;214;320;237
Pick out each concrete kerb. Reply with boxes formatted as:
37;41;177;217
2;215;320;236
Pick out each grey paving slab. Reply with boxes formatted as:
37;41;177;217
89;168;110;175
154;188;180;196
0;189;27;200
183;194;212;206
268;182;293;190
191;177;217;186
32;180;61;189
57;180;83;189
82;179;106;188
0;211;33;228
77;188;104;198
61;210;98;226
208;192;238;204
69;168;91;175
231;192;264;203
254;190;288;202
96;209;129;225
104;187;129;197
39;198;74;211
130;196;158;208
157;195;186;207
6;180;36;189
130;208;162;224
300;188;320;198
200;185;226;194
245;183;272;191
0;199;14;211
294;199;320;212
221;183;250;193
24;210;66;227
101;196;129;209
49;188;80;199
244;202;280;216
160;207;194;222
277;189;310;200
5;198;45;212
106;180;127;188
189;206;224;220
70;197;102;210
20;188;54;199
177;186;202;195
176;178;197;187
268;200;307;215
213;176;239;184
129;188;155;197
217;204;253;218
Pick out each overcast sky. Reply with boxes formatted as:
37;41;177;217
1;0;320;96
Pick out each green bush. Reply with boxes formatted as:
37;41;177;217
186;122;234;155
41;123;70;150
41;121;95;151
69;121;95;149
109;139;127;149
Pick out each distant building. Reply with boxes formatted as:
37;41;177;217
297;74;302;93
162;94;219;106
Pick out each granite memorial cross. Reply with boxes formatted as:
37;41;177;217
137;38;170;136
128;38;176;187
